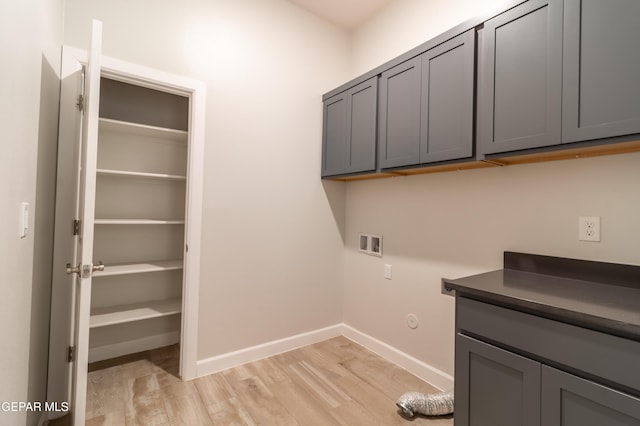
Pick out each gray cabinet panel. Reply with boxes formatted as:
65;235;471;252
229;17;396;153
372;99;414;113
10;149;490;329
347;79;377;173
420;30;475;163
541;366;640;426
321;77;377;177
457;296;640;392
321;94;347;176
455;334;541;426
562;0;640;142
479;0;562;154
378;56;422;169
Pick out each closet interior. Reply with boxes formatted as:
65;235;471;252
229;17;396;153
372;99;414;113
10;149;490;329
88;77;190;363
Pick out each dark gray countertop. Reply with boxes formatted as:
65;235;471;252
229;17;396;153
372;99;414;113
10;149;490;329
444;260;640;342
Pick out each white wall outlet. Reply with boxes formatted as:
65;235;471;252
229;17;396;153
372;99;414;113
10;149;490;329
358;233;383;256
359;234;369;252
370;236;382;256
384;264;392;280
579;216;601;242
406;313;419;329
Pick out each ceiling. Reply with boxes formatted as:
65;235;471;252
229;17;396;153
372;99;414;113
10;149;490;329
287;0;396;31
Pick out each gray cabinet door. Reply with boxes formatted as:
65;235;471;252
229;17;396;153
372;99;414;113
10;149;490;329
346;77;377;174
321;77;377;177
479;0;562;154
378;56;422;169
562;0;640;143
322;93;347;177
455;334;541;426
541;366;640;426
420;30;475;163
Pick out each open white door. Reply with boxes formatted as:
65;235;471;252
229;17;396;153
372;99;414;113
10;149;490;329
48;18;206;423
69;19;102;426
46;19;103;424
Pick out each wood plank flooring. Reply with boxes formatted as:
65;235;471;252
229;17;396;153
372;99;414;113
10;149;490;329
82;337;453;425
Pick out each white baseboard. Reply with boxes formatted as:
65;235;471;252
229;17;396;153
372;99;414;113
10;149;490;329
196;324;343;377
195;323;453;392
88;331;180;363
341;324;454;391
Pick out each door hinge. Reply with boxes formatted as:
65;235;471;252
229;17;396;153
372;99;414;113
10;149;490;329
73;219;81;236
68;346;75;363
76;94;84;111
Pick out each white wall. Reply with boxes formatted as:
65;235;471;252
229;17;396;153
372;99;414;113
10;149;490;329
63;0;350;361
344;0;640;382
0;0;63;425
351;0;508;75
58;0;640;393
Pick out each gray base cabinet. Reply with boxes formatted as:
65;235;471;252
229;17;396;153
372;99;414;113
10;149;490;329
455;297;640;426
321;77;377;177
455;334;541;426
379;30;475;169
542;366;640;426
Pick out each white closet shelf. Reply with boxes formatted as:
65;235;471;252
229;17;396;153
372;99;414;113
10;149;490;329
93;259;183;277
94;219;185;225
90;298;182;328
99;117;188;142
97;168;187;181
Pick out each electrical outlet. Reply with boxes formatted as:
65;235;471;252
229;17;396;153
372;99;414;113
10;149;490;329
579;216;601;242
406;314;419;329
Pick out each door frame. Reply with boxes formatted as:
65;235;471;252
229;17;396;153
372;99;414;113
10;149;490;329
48;45;205;408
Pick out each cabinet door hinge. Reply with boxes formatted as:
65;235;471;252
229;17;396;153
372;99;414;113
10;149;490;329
73;219;81;236
76;94;84;111
67;346;75;363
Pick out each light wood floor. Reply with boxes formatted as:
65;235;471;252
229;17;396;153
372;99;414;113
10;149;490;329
83;336;453;425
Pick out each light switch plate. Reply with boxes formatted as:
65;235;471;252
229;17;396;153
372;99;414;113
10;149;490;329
20;202;29;238
384;264;392;280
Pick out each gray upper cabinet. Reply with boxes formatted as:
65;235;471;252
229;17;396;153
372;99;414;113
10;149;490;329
348;78;378;173
562;0;640;143
420;30;475;163
378;56;422;169
323;0;640;178
479;0;563;155
379;30;475;169
322;93;347;176
321;77;377;177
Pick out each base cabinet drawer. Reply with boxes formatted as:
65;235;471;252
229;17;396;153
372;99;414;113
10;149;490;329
456;296;640;392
